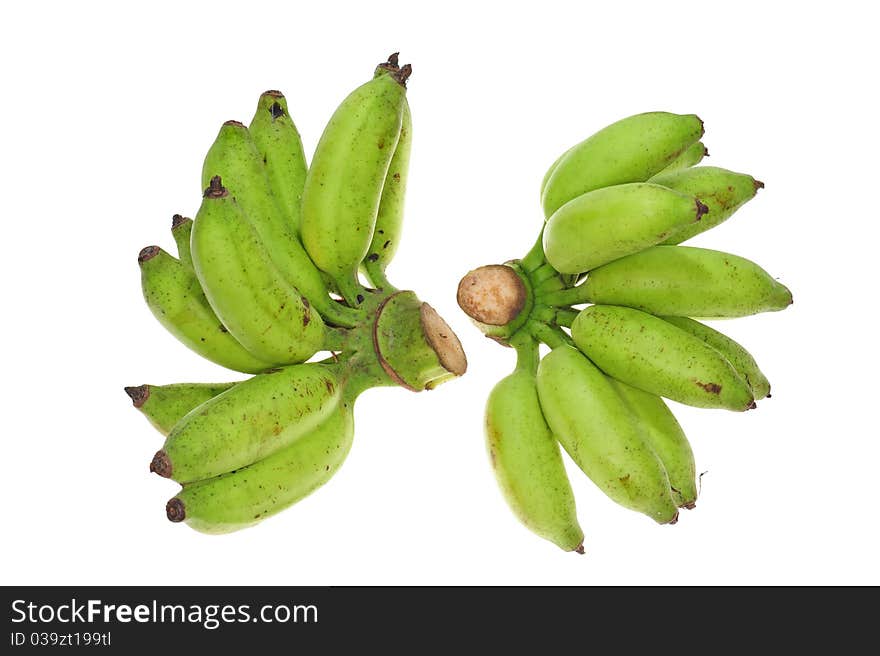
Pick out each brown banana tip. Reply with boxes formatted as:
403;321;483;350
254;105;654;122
171;214;189;229
667;511;680;525
695;199;710;220
124;385;149;408
397;63;412;86
754;179;765;191
386;52;400;67
747;400;758;410
696;115;705;137
203;175;228;199
574;544;585;555
262;89;284;98
166;498;186;523
222;119;245;128
149;450;173;478
682;501;697;510
138;245;161;263
702;146;710;157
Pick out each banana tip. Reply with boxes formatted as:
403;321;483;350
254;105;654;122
682;501;697;510
166;498;186;523
666;511;680;525
574;544;585;555
138;246;161;264
171;214;189;230
150;450;173;478
203;176;228;199
222;119;245;128
754;179;765;191
124;385;149;408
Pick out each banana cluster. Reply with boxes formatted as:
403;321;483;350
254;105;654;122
127;54;466;535
458;112;792;552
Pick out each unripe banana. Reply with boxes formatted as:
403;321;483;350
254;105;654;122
609;379;697;508
543;182;708;274
248;90;308;235
579;245;793;318
363;98;412;291
571;305;755;411
651;166;763;244
138;245;273;374
201;121;357;327
166;401;354;534
151;363;341;484
124;382;236;436
191;177;325;365
485;337;584;552
661;316;771;400
539;146;573;200
171;214;193;268
301;61;409;300
535;345;679;524
651;141;708;177
541;112;704;217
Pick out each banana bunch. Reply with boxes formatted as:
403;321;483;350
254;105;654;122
458;112;791;552
127;54;466;535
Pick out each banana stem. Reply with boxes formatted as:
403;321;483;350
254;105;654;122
538;281;592;307
527;320;574;349
555;309;579;328
511;332;539;375
363;261;398;294
520;229;546;272
322;326;350;352
531;262;559;284
534;273;565;295
335;273;370;308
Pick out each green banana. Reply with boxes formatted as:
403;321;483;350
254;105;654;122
201;121;357;327
661;316;771;400
191;177;325;365
571;305;755;411
651;166;763;244
151;363;341;484
124;382;236;436
535;345;679;524
485;336;584;552
300;60;409;302
166;401;354;534
574;245;793;317
610;379;697;509
543;182;708;274
171;214;193;268
138;245;273;374
541;112;704;217
248;90;308;235
539;146;573;200
651;141;707;177
363;98;412;291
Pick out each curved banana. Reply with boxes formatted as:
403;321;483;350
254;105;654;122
578;245;793;317
485;336;584;552
124;382;236;436
300;57;409;302
609;379;697;508
363;98;412;291
201;121;357;327
248;90;308;235
651;166;763;244
571;305;755;411
191;177;325;365
661;316;771;400
535;345;679;524
166;401;354;534
171;214;193;268
138;245;273;374
543;182;708;274
651;141;707;178
151;363;341;484
541;112;704;217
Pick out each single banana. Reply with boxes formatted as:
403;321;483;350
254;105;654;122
661;316;771;400
578;245;793;318
363;98;412;291
166;401;354;534
571;305;755;411
536;345;679;524
248;90;308;235
300;58;409;302
150;363;341;484
541;112;704;217
485;336;584;552
124;382;236;436
543;182;708;274
651;166;763;244
651;141;708;178
138;245;273;374
171;214;193;268
201;121;357;327
191;177;325;365
609;379;697;509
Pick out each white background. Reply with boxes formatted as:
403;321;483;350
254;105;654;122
2;1;878;585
